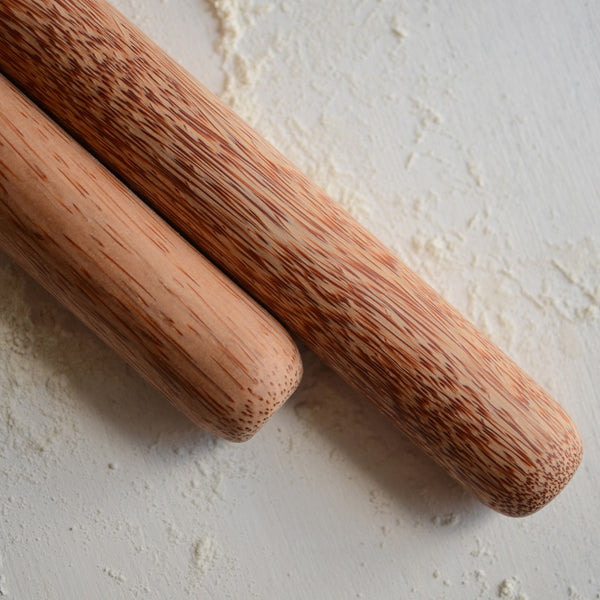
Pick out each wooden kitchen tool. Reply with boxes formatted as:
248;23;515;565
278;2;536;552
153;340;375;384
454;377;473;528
0;74;302;442
0;0;582;516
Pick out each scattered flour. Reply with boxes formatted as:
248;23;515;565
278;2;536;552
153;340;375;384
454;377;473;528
498;577;516;597
1;0;597;598
431;512;460;527
103;567;127;583
0;253;239;596
191;536;218;574
497;576;529;600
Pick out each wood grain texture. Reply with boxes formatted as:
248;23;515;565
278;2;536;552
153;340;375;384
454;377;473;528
0;74;302;442
0;0;582;516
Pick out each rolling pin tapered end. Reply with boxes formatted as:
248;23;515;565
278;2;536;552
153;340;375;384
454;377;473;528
484;423;582;517
210;340;304;443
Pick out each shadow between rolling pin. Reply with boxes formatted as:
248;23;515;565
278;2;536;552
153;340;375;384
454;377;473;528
0;251;218;454
283;343;491;528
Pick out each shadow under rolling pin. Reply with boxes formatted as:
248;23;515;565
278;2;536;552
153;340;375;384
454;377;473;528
0;74;302;442
0;0;582;517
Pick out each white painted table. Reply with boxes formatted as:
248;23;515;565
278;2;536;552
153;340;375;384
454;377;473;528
1;1;598;598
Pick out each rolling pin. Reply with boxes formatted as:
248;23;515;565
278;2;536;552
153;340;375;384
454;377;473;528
0;73;302;442
0;0;582;516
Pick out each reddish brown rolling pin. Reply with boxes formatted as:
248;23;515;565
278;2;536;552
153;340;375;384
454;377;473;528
0;0;582;516
0;74;302;442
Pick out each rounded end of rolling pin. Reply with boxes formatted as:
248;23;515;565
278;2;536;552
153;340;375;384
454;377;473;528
169;289;304;444
493;427;582;518
177;332;303;444
455;398;583;518
220;338;304;443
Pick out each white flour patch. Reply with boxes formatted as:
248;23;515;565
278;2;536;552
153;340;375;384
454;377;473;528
191;536;218;574
102;567;127;583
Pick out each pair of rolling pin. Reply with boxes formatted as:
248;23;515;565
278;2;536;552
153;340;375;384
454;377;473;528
0;0;582;516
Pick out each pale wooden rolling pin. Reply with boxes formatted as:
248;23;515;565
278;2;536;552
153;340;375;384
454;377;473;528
0;74;302;442
0;0;582;516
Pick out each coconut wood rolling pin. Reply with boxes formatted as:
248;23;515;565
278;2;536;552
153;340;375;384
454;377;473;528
0;74;302;441
0;0;582;516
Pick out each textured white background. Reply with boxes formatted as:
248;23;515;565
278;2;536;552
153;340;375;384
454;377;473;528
1;1;599;598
